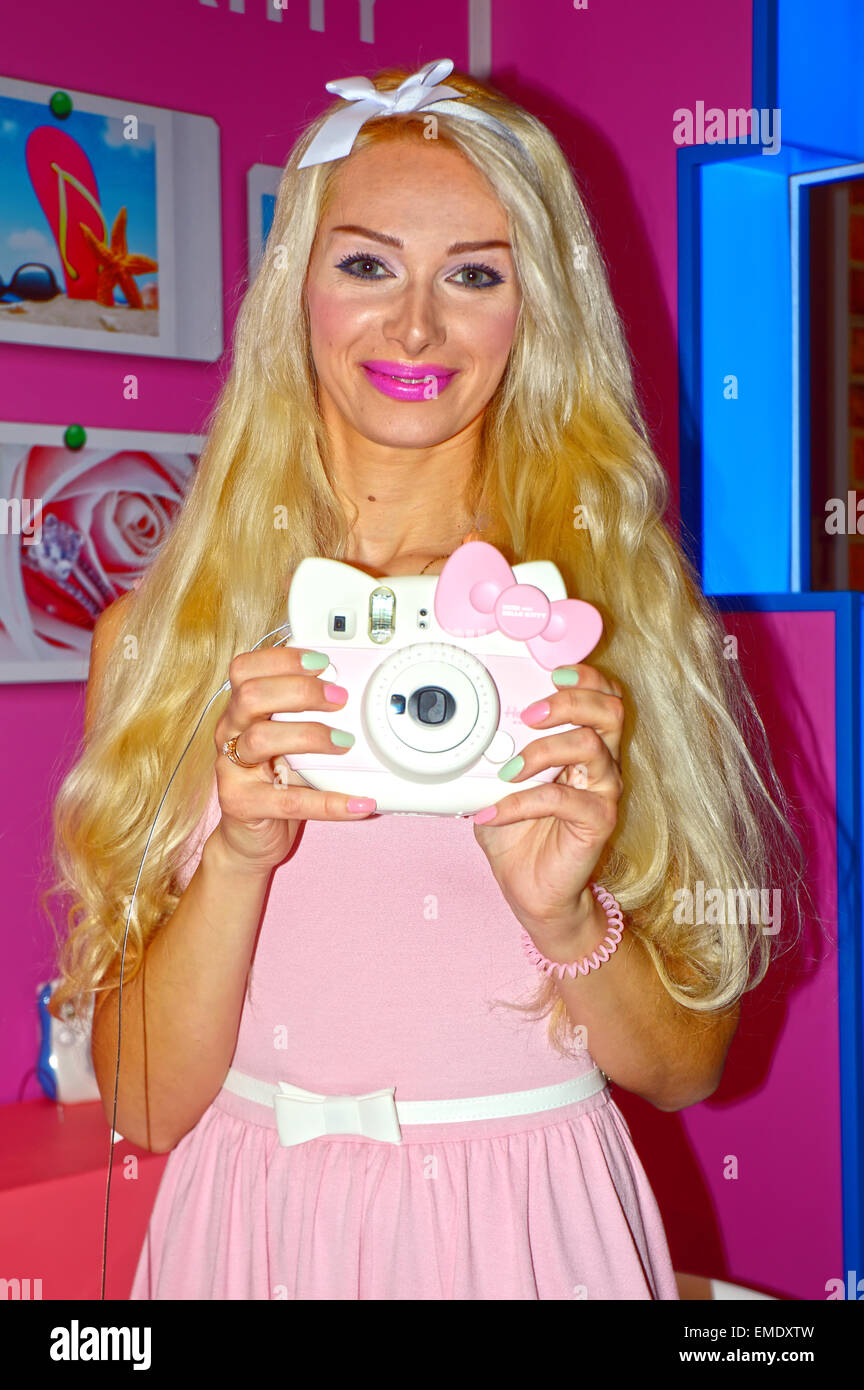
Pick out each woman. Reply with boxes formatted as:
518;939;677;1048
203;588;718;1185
45;60;806;1300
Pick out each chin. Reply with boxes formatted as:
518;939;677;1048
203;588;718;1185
353;415;467;450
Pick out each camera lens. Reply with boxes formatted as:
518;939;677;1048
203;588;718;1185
408;686;455;726
333;615;346;633
364;642;499;779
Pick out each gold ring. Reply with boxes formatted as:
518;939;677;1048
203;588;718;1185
221;735;258;769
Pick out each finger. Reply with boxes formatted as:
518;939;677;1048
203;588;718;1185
472;778;617;832
502;726;624;798
550;662;623;701
227;645;334;685
230;671;349;727
216;769;377;822
522;683;625;765
214;672;349;759
216;715;357;772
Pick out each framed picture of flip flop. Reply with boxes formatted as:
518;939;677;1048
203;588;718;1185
0;76;222;361
246;164;282;285
0;421;202;683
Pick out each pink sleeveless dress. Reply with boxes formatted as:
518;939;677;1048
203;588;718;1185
129;771;680;1300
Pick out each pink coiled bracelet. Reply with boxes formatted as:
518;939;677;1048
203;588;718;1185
521;882;625;979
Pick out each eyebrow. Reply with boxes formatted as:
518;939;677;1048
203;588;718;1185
329;223;511;255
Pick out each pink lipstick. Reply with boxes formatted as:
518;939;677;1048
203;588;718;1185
361;360;458;402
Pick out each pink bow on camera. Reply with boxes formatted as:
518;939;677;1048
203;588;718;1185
433;541;603;670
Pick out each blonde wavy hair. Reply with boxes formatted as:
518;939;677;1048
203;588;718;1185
43;63;811;1059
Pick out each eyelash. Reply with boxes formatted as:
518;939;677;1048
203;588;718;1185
334;250;505;289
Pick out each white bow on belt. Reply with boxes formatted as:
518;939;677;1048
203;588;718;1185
273;1080;403;1147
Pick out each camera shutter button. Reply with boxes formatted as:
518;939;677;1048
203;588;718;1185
484;730;515;765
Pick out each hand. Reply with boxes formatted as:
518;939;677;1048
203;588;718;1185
471;663;625;948
212;646;377;873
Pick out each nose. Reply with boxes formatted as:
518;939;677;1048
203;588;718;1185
382;278;446;356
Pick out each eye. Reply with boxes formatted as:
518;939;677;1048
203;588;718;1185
448;262;505;289
334;252;506;289
335;252;391;280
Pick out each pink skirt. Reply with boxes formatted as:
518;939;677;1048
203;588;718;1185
129;1081;680;1300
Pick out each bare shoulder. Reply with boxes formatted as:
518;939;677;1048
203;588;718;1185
92;587;137;647
84;589;137;737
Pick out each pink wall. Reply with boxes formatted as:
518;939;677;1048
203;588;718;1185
4;0;840;1303
491;0;753;508
620;608;843;1299
2;0;756;1106
1;0;485;1105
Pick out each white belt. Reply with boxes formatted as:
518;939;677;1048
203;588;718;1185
221;1065;609;1148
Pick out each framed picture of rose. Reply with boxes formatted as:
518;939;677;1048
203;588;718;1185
0;422;201;682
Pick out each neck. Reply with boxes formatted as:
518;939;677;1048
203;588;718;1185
320;386;482;575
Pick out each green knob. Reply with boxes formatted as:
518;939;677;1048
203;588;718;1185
64;424;87;450
50;92;73;119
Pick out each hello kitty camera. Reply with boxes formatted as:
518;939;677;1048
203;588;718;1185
272;541;603;816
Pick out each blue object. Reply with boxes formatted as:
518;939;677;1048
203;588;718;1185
36;980;57;1101
678;0;864;595
678;141;860;594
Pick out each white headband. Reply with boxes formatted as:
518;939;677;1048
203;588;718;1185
297;57;533;170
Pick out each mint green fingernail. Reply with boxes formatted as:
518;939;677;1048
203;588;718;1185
330;729;355;747
498;754;524;782
552;667;580;686
301;651;329;670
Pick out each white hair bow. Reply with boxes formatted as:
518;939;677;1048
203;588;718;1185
297;57;525;169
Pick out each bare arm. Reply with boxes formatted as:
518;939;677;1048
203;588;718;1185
90;830;272;1153
86;594;273;1152
85;595;374;1152
531;889;740;1111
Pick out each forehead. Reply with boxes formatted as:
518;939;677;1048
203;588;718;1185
317;136;509;234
